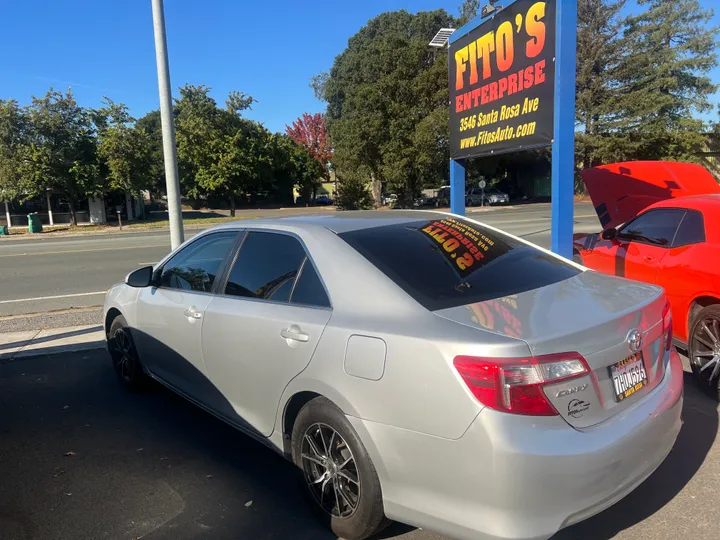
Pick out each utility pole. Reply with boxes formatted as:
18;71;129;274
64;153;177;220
151;0;184;249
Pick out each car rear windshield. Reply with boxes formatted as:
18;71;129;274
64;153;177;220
339;217;580;311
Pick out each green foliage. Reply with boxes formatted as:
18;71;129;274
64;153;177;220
334;169;374;211
135;110;166;193
270;134;324;204
20;89;101;224
310;72;329;102
325;9;457;207
575;0;627;167
96;99;155;195
458;0;479;25
0;99;30;201
174;84;271;215
174;85;323;214
605;0;718;161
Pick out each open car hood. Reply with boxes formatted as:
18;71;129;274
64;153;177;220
580;161;720;230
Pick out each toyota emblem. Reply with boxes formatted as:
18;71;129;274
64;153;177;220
627;330;643;352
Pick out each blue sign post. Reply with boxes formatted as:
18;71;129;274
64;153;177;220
550;0;577;259
450;159;466;215
447;0;576;258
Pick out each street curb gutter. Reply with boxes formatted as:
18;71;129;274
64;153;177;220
0;325;105;362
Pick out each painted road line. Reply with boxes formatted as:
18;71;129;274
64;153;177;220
0;291;107;305
2;243;168;257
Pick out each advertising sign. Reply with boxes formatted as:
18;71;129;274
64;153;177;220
419;217;505;278
449;0;556;159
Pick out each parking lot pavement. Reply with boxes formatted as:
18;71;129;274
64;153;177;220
1;350;718;540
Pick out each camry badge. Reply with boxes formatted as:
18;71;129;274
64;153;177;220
556;384;588;398
627;330;643;352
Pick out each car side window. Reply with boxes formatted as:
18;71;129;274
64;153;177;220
672;210;706;247
160;232;238;293
618;209;686;247
291;260;331;308
224;232;306;302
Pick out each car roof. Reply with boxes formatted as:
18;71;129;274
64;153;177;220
210;210;448;234
650;193;720;212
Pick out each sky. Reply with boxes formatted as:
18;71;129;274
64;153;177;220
1;0;718;134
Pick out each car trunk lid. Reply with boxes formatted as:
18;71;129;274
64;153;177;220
435;271;670;428
580;161;720;230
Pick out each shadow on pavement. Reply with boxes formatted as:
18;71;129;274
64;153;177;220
0;350;336;540
553;371;718;539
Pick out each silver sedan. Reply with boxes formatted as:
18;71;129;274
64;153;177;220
104;211;683;540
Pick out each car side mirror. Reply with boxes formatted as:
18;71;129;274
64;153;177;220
601;228;618;241
125;266;154;288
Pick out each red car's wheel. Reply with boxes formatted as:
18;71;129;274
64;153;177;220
689;305;720;401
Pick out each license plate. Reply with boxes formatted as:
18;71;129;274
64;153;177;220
609;353;648;402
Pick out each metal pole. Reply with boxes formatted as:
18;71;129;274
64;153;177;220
551;0;577;259
151;0;184;249
450;159;466;216
46;191;54;226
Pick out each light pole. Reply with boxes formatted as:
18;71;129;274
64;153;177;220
151;0;184;250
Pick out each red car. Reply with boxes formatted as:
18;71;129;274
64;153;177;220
573;161;720;399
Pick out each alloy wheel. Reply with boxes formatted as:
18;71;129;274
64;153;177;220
300;422;360;519
691;315;720;386
111;328;137;382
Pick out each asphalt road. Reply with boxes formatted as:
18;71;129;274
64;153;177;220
0;349;718;540
0;203;599;324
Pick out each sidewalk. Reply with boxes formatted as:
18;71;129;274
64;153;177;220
0;324;105;361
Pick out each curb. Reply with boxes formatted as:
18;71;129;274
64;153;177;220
0;325;105;362
1;341;105;361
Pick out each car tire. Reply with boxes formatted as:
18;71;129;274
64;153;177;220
291;396;390;540
689;305;720;401
108;315;152;392
572;252;584;266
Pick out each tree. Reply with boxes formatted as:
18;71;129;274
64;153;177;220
458;0;479;25
135;110;166;195
575;0;627;168
310;72;329;102
334;169;374;210
325;10;456;207
209;118;272;216
0;100;30;202
174;84;271;216
174;84;224;201
270;134;324;205
286;112;333;180
96;99;155;198
607;0;719;160
20;89;100;225
269;133;323;202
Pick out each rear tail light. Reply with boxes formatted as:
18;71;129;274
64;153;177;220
662;301;673;352
453;353;590;416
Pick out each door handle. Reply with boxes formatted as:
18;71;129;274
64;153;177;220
184;306;203;320
280;325;309;343
644;256;655;262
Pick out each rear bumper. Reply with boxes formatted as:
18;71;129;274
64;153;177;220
349;350;683;540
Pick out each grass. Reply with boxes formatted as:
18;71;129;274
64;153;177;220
3;215;248;236
6;224;107;235
125;216;246;229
